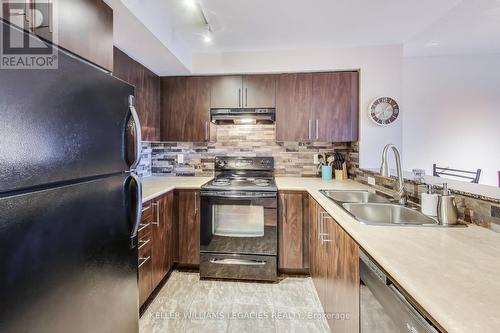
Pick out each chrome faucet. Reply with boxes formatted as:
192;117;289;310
380;144;407;205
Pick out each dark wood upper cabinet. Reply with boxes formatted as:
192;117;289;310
276;73;313;141
211;75;276;109
1;0;113;72
161;76;211;142
312;72;359;142
113;47;161;141
279;192;309;271
176;190;200;266
210;76;243;108
242;75;276;108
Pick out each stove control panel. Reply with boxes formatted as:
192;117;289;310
215;157;274;171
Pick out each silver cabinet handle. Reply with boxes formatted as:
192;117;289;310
308;119;312;140
129;95;142;170
138;239;150;250
205;121;209;141
152;202;159;227
316;207;322;241
25;0;29;22
48;0;53;33
138;256;151;268
194;192;198;215
245;87;248;107
141;205;151;213
137;223;150;233
238;88;241;107
209;258;266;266
320;212;332;244
315;119;319;140
282;195;288;223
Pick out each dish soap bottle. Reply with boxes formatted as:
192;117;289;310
437;183;458;225
421;184;438;216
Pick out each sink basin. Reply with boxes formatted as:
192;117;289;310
342;203;439;226
320;190;391;204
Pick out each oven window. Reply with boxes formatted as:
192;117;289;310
212;205;264;237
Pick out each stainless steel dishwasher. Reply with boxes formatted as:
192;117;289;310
360;251;440;333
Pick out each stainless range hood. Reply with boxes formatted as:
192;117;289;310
210;108;275;124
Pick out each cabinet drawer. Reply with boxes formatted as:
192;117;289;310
138;222;151;241
138;246;153;306
142;202;154;223
138;235;152;257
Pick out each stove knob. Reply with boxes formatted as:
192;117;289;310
216;160;227;168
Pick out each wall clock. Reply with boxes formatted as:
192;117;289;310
369;97;400;126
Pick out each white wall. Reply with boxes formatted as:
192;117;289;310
402;54;500;186
192;45;404;168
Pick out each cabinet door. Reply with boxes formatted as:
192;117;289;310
151;192;174;287
177;190;200;265
325;214;359;333
58;0;114;71
309;197;326;308
279;192;305;270
211;76;243;108
316;206;330;311
1;0;113;71
160;77;187;141
114;47;161;141
276;73;313;141
243;75;276;108
312;72;359;142
185;77;211;142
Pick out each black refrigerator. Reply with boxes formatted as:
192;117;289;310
0;20;142;333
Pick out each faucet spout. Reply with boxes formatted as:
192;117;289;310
380;144;407;205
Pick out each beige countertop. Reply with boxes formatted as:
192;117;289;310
275;177;500;333
141;176;212;203
141;175;500;333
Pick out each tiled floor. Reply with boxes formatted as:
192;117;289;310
140;271;330;333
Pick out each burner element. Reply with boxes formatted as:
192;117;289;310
212;178;230;186
254;179;270;187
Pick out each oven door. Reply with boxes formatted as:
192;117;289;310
200;191;277;256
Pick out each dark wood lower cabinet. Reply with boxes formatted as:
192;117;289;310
138;192;174;307
151;192;174;287
279;191;309;271
176;190;200;266
309;195;359;333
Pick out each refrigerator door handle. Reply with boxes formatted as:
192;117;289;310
129;172;143;243
128;95;142;170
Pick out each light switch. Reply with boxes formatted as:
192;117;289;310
177;154;184;164
368;176;376;186
313;154;319;164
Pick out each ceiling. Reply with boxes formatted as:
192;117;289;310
107;0;500;74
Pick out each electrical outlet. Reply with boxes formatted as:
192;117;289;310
313;154;319;164
177;154;184;164
368;176;376;186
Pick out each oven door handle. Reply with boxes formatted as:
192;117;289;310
200;192;276;199
209;258;267;266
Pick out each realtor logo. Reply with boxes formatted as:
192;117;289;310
1;0;58;69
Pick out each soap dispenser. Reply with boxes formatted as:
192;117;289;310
421;184;438;216
437;183;458;225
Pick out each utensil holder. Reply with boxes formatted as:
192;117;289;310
335;169;345;180
322;166;332;180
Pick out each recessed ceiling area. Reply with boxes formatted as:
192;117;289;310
107;0;500;74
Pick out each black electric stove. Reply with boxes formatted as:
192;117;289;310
200;157;278;281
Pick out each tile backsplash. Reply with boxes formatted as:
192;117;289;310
139;124;351;177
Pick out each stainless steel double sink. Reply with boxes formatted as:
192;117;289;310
320;190;446;227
